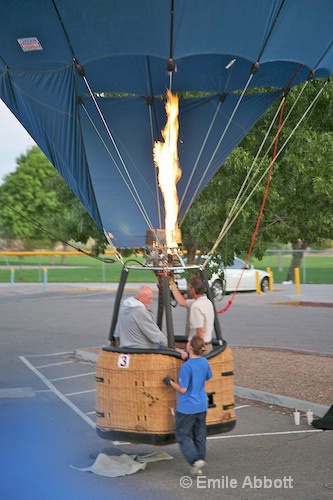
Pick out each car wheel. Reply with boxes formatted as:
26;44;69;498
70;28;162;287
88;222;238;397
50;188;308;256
211;279;225;301
261;277;269;293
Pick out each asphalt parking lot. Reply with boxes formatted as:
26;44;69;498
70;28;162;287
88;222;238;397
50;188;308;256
0;284;332;499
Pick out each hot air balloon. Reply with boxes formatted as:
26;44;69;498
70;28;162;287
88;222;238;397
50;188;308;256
1;0;332;443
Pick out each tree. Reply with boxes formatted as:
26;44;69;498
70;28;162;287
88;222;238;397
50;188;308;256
182;79;333;279
0;146;106;251
49;174;107;254
264;128;333;279
181;146;268;264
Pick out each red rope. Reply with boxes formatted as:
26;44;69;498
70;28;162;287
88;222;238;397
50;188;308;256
217;64;303;315
217;98;286;315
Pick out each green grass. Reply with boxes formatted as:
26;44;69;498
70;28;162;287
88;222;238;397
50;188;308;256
0;253;332;284
0;254;157;283
249;254;333;285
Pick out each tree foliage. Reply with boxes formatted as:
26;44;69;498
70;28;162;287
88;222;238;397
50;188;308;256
0;146;105;251
181;79;333;268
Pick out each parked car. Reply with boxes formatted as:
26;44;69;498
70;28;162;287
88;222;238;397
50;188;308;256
174;256;270;300
209;256;270;300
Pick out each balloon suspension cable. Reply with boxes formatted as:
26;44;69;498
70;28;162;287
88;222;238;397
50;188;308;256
103;229;124;264
181;0;306;230
216;80;328;315
179;99;222;211
217;53;330;250
245;76;309;189
49;9;155;233
209;98;285;260
256;0;286;63
206;64;304;261
219;78;328;243
310;40;333;76
53;8;156;233
80;99;154;232
180;72;255;224
226;22;333;253
168;0;175;94
217;96;286;314
81;99;157;202
179;60;236;213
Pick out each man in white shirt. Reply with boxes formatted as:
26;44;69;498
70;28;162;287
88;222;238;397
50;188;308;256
170;276;214;354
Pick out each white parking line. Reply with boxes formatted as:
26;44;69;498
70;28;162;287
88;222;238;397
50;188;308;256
19;356;96;429
65;389;96;396
208;429;323;440
50;372;95;382
234;405;250;410
36;361;74;368
19;351;72;357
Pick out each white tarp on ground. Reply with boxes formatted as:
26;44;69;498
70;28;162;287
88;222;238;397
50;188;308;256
72;451;174;478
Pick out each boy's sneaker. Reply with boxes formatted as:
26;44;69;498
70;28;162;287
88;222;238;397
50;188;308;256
191;460;206;476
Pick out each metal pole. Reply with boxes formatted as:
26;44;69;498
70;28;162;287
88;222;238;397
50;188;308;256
278;252;283;272
108;266;128;343
43;268;48;292
294;267;300;296
156;273;164;330
266;267;273;292
10;267;15;290
256;271;262;294
199;267;223;342
38;255;42;282
162;274;175;348
102;257;106;283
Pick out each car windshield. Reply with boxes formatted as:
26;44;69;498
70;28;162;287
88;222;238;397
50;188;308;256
217;257;245;270
228;257;245;270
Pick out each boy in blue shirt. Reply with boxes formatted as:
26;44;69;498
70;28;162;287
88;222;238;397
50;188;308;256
163;335;212;476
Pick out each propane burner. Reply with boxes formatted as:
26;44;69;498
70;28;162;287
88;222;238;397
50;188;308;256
145;228;182;248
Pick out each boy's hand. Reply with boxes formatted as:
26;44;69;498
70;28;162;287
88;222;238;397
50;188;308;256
163;376;174;386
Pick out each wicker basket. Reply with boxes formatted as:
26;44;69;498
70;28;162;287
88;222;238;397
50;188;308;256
96;345;236;444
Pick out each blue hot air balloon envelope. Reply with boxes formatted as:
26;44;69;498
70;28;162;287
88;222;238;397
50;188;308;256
0;0;332;247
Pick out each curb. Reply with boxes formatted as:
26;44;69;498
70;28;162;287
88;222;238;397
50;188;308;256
275;300;333;308
75;349;100;363
234;386;329;417
0;387;36;399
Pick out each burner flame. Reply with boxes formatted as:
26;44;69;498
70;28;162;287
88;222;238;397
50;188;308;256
153;90;182;249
